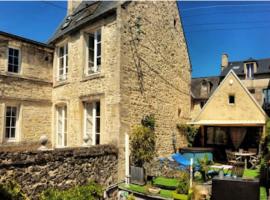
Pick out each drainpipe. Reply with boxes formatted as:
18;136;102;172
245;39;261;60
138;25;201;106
125;132;130;184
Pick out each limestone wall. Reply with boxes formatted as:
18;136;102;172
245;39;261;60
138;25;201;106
0;145;118;200
119;1;191;158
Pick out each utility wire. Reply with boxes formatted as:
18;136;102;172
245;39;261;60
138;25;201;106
41;1;66;11
181;3;270;12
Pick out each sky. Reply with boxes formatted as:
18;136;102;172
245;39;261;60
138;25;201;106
0;1;270;78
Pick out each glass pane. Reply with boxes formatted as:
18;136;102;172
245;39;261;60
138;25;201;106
89;34;94;48
65;56;68;67
96;134;100;145
5;117;10;127
65;44;68;55
60;58;64;68
14;58;18;65
97;57;101;66
11;117;16;127
9;48;13;55
10;128;15;138
6;107;11;117
96;102;100;116
8;56;13;64
14;49;19;57
89;49;94;62
11;107;17;117
97;43;101;56
96;118;100;133
5;128;10;138
59;47;64;56
96;31;101;42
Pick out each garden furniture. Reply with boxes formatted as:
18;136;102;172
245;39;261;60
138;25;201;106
233;151;256;169
225;150;245;167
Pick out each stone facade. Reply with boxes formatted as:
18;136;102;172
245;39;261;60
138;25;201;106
0;145;118;199
0;33;53;145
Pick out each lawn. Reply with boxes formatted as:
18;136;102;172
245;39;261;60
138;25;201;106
153;177;179;190
243;169;260;179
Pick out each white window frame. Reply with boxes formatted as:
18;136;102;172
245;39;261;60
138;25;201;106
56;105;67;147
7;47;21;74
246;63;254;79
86;30;101;75
57;44;68;81
83;101;100;145
4;105;20;142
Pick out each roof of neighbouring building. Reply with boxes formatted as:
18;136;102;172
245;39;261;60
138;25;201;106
220;57;270;77
0;31;53;49
191;76;220;99
48;1;122;44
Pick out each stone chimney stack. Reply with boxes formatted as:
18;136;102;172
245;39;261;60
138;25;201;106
221;53;229;71
67;0;82;15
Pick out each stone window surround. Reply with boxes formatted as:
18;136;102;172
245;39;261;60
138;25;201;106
2;103;21;143
244;62;257;80
228;94;235;105
83;26;103;77
6;46;21;75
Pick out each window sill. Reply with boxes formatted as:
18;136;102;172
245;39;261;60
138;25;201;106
53;80;69;88
81;73;105;82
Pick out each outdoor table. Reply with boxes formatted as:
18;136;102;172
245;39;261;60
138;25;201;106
210;164;233;175
233;152;256;169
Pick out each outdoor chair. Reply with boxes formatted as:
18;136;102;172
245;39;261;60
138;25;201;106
225;150;244;166
249;154;261;169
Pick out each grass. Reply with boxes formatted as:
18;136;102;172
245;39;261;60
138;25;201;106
243;169;260;179
260;187;267;200
153;177;179;189
119;183;174;199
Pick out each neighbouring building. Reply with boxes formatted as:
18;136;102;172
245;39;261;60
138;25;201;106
190;70;267;160
0;1;191;179
191;54;270;119
0;31;53;148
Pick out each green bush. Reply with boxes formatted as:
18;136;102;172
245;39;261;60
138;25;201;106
0;181;28;200
176;171;189;194
177;124;199;147
40;181;103;200
130;125;156;167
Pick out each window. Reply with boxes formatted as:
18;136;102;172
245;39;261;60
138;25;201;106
246;63;254;79
84;101;100;145
264;89;270;104
8;48;20;73
56;106;67;147
87;30;101;75
5;106;18;141
58;44;68;81
249;89;255;94
229;95;235;104
206;127;228;145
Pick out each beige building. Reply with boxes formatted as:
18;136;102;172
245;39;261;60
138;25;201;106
48;0;191;158
191;54;270;119
0;31;53;147
0;0;191;172
190;70;267;160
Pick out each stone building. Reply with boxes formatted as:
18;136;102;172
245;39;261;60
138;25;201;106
0;31;53;147
191;54;270;118
0;1;191;178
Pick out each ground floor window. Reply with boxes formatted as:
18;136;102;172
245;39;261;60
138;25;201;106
56;105;67;147
84;101;100;145
5;106;19;141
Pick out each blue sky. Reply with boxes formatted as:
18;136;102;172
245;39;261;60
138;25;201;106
0;1;270;78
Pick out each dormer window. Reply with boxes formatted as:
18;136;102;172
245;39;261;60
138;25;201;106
246;63;254;79
200;80;210;97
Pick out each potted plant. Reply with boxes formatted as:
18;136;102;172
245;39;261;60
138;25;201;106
130;115;156;185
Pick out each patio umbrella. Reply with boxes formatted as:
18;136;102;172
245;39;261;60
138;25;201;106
230;127;247;150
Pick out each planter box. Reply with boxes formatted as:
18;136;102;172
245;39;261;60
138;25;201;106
130;166;145;185
172;192;189;200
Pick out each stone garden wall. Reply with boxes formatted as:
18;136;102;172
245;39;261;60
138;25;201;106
0;145;118;199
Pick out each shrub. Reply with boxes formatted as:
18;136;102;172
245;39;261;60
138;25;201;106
176;171;189;194
127;194;136;200
141;114;155;131
0;181;28;200
130;125;156;167
40;181;103;200
177;124;199;147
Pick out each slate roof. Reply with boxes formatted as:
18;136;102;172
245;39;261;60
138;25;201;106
220;57;270;77
48;1;121;44
0;31;53;49
191;76;220;99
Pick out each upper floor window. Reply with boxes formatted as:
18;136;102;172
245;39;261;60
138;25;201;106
5;105;19;142
264;89;270;104
87;30;101;75
246;63;254;79
58;44;68;81
8;47;20;73
229;94;235;104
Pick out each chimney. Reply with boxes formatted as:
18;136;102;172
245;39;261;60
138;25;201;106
67;0;82;15
221;53;229;71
